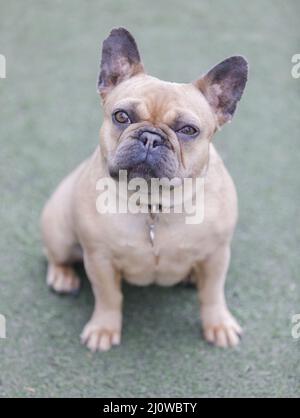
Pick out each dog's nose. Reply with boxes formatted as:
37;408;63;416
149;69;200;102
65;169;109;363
138;131;165;149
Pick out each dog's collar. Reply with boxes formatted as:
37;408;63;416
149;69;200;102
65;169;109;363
147;205;160;265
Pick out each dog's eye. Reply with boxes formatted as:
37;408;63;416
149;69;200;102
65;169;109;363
113;110;131;124
177;125;198;136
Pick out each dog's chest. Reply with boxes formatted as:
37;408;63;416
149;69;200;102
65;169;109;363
110;213;210;286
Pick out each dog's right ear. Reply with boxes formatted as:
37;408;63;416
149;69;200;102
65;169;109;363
194;56;248;126
97;28;145;99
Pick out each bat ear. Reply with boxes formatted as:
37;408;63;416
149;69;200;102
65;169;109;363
97;27;145;99
194;56;248;126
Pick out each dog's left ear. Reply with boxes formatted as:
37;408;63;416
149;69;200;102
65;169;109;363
194;56;248;126
98;27;145;99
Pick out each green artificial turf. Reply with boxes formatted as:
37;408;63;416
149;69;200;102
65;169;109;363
0;0;299;398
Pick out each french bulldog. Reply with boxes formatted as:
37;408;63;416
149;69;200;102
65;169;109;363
41;28;248;351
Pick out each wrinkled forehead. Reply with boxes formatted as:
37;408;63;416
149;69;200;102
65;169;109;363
104;74;215;127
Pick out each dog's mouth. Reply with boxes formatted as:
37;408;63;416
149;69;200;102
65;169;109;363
108;133;179;181
110;165;154;182
109;158;168;182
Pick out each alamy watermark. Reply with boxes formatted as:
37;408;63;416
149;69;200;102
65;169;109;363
291;54;300;79
0;54;6;79
0;314;6;339
0;54;6;337
291;314;300;340
96;170;205;224
289;54;300;341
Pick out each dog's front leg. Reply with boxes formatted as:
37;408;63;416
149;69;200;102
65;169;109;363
195;244;242;348
80;250;123;352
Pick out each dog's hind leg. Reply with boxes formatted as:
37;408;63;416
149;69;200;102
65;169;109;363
45;262;81;295
40;167;84;295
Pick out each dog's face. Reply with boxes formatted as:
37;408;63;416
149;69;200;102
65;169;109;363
98;28;248;182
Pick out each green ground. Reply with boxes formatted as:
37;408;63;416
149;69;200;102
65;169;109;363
0;0;299;398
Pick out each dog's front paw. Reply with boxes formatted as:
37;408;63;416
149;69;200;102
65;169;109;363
201;305;242;348
80;313;121;352
47;263;80;295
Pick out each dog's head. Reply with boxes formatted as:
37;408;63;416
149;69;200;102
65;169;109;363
98;28;248;182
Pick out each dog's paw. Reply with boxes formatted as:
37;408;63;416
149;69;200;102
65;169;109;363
201;305;242;348
80;315;121;352
47;263;80;295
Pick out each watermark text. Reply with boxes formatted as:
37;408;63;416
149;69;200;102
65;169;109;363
0;54;6;79
96;171;205;224
0;314;6;339
291;314;300;339
291;54;300;79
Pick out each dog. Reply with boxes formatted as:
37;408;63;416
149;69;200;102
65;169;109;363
41;28;248;352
